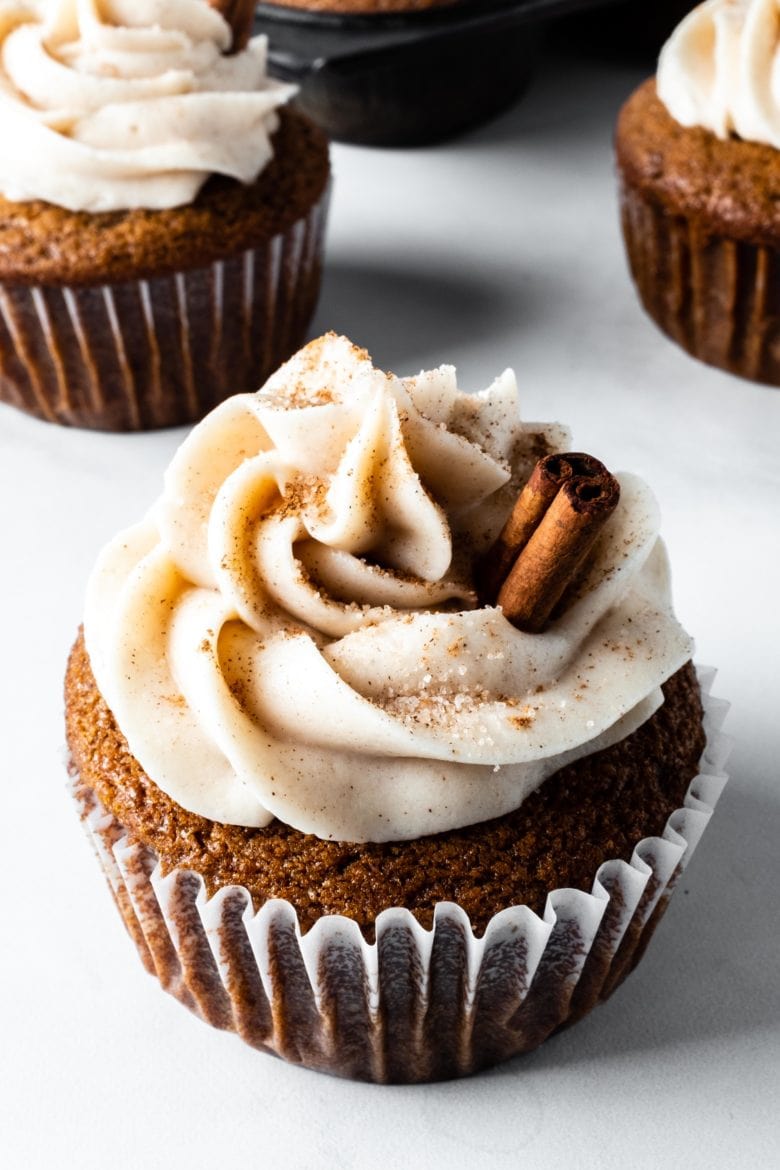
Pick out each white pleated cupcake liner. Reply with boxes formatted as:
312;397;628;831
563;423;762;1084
0;182;330;431
71;666;729;1082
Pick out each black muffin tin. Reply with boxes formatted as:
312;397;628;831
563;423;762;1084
256;0;616;146
554;0;695;60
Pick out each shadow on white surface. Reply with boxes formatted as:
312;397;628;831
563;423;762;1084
311;258;534;373
456;48;646;148
522;778;780;1068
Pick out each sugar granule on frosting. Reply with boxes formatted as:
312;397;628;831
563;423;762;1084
84;334;693;842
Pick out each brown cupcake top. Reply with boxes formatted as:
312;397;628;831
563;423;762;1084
0;108;329;287
66;630;705;938
616;78;780;248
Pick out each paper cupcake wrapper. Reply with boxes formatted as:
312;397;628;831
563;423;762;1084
620;179;780;386
71;667;729;1083
0;182;330;431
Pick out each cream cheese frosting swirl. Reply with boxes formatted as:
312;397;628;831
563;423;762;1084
0;0;295;211
85;335;693;842
657;0;780;146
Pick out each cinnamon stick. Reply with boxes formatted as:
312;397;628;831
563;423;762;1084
480;452;620;633
208;0;256;54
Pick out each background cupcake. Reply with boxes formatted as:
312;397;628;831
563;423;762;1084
0;0;330;430
66;335;729;1082
616;0;780;387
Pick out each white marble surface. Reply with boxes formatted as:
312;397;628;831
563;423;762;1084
1;47;779;1170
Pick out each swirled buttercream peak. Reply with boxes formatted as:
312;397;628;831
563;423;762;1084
84;335;693;842
0;0;295;211
657;0;780;147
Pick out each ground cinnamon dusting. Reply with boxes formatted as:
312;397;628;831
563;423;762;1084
65;630;705;940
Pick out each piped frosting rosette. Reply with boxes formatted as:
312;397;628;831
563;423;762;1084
0;0;295;211
85;335;693;843
657;0;780;146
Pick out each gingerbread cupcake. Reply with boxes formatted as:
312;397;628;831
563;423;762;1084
66;335;728;1081
0;0;330;430
616;0;780;386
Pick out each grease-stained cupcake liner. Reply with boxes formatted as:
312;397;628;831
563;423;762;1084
620;180;780;387
0;183;330;431
71;668;729;1083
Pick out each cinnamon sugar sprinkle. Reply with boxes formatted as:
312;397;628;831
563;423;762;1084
261;381;336;410
381;687;538;735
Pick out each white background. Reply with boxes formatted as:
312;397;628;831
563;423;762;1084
1;44;778;1170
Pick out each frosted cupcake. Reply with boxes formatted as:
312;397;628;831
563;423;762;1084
617;0;780;386
0;0;330;429
66;335;728;1080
